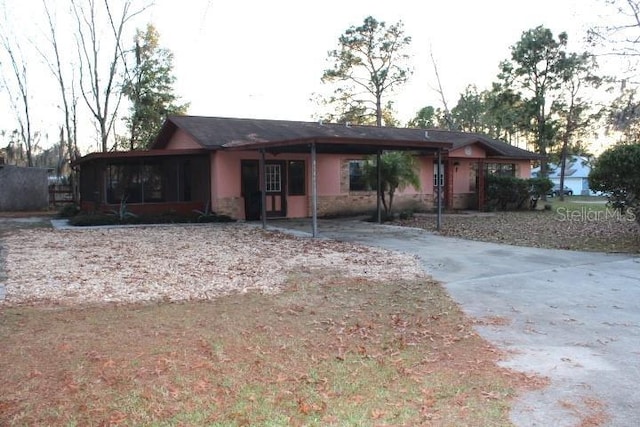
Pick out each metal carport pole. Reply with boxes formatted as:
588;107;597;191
260;148;267;230
311;142;318;238
377;150;382;224
437;148;442;231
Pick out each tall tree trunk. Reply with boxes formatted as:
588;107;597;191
559;138;569;201
380;190;389;216
375;94;382;126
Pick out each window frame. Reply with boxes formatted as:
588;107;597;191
433;161;445;187
348;159;368;192
264;163;282;193
486;162;516;177
106;161;165;204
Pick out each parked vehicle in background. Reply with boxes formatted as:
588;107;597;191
548;184;573;197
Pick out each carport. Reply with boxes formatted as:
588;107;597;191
224;132;451;237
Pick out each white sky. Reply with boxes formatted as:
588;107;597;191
0;0;623;153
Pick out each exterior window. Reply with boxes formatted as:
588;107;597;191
433;161;445;187
486;163;515;177
107;164;139;203
141;164;163;202
180;160;192;201
265;164;281;192
106;162;164;204
288;160;305;195
349;160;368;191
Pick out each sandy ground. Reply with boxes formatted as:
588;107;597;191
0;223;424;305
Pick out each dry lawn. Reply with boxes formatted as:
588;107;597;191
0;220;543;426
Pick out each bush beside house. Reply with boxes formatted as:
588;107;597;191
589;143;640;223
484;175;553;211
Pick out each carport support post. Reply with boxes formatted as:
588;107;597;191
376;150;382;224
311;142;318;238
260;149;267;230
437;149;442;230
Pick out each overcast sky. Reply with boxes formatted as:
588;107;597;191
0;0;623;153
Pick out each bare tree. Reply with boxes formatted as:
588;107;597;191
0;29;37;166
71;0;149;152
589;0;640;59
430;51;455;130
37;1;81;199
38;0;79;163
586;0;640;144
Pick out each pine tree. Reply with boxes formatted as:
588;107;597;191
122;24;188;150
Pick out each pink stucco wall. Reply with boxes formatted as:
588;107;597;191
212;151;242;198
449;144;485;159
165;129;201;149
417;156;435;196
516;161;531;178
211;151;310;218
317;156;342;195
451;159;477;194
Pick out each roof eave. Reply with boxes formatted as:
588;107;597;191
71;148;209;166
222;136;451;152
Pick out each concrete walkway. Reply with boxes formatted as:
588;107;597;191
266;218;640;427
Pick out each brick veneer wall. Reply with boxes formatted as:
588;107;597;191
215;197;243;218
450;193;476;210
318;193;433;216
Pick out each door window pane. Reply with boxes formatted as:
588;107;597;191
433;161;445;187
265;164;281;192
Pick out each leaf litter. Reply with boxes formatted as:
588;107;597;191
2;224;424;306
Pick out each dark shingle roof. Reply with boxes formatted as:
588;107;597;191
153;116;450;150
152;116;541;159
418;129;542;159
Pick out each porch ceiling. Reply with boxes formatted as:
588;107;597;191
222;137;450;155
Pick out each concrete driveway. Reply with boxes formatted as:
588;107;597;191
267;218;640;427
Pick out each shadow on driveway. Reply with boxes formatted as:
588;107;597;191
266;217;640;427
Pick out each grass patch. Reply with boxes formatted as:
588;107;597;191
547;195;608;211
0;275;533;426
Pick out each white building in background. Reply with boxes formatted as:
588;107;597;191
532;155;596;196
